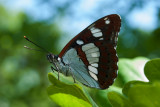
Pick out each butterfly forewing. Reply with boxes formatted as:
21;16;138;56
59;14;121;89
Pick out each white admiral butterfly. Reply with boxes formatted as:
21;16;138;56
24;14;121;89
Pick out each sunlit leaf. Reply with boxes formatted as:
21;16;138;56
115;57;148;87
47;73;92;107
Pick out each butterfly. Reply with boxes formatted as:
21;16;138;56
24;14;121;89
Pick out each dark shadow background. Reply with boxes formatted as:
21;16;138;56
0;0;159;106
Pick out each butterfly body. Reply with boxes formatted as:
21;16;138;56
47;14;121;89
47;49;101;88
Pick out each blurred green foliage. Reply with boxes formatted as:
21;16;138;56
0;0;160;107
0;5;61;107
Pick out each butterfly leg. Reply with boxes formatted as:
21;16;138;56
68;67;76;83
51;66;58;72
71;73;76;83
57;71;60;80
55;66;60;80
55;65;60;80
51;64;60;80
73;76;76;83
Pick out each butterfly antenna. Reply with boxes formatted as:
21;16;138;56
24;45;46;52
24;36;49;53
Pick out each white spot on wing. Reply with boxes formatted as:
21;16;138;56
88;66;98;74
87;57;99;64
105;19;110;24
91;63;98;67
118;32;119;35
90;27;95;31
91;28;101;33
82;43;95;51
104;17;108;20
116;54;118;58
85;47;99;54
76;40;84;45
115;33;118;41
91;52;100;57
116;36;118;41
89;71;98;80
86;51;100;58
99;38;103;40
82;43;100;66
93;32;103;37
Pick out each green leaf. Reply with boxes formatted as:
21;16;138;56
109;81;160;107
90;89;112;107
108;92;131;107
47;73;92;107
116;57;149;87
127;81;160;107
122;81;147;96
144;58;160;82
109;58;160;107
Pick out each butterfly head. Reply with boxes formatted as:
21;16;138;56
47;53;58;63
47;53;63;72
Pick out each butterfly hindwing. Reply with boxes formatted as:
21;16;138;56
59;14;121;89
